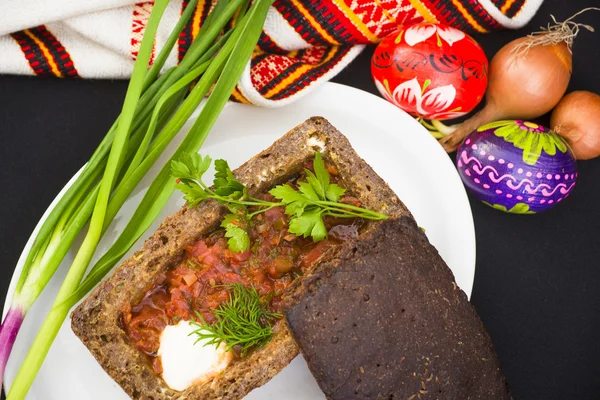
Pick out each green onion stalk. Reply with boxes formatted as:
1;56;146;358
0;0;202;390
3;0;273;398
0;0;172;392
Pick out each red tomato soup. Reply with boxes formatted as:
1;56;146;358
122;165;362;373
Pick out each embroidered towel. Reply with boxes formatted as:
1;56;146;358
0;0;544;107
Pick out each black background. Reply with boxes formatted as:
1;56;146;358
1;0;600;398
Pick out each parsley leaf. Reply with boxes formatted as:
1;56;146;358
302;152;345;202
288;209;327;241
214;159;246;200
312;151;329;196
269;184;308;216
269;184;305;204
305;170;325;200
175;181;207;207
221;212;250;253
171;152;212;183
325;183;345;202
297;181;320;201
171;153;213;207
311;218;327;241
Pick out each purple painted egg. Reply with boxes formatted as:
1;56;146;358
456;120;577;214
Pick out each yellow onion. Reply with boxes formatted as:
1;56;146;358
551;90;600;160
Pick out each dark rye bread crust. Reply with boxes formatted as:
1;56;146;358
286;217;512;400
71;117;409;400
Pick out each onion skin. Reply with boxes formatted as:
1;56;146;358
551;90;600;160
440;37;572;152
489;38;571;118
0;307;25;390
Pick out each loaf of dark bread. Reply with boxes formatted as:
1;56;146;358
70;117;409;399
286;217;512;400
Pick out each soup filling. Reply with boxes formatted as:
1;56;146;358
122;161;364;390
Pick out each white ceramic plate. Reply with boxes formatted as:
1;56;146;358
3;82;475;399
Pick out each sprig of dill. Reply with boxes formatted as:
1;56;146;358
189;284;281;356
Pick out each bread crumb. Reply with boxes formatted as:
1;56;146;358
306;137;326;150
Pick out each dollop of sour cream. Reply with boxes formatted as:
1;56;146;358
157;320;233;391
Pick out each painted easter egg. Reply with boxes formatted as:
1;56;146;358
456;120;577;214
371;22;488;120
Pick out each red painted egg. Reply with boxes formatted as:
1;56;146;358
371;22;488;120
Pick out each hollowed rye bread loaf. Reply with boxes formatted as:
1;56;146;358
71;116;409;400
285;217;512;400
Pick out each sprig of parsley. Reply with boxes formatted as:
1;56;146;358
269;153;347;241
171;153;213;206
268;152;386;241
171;151;388;252
189;284;281;357
172;153;275;252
